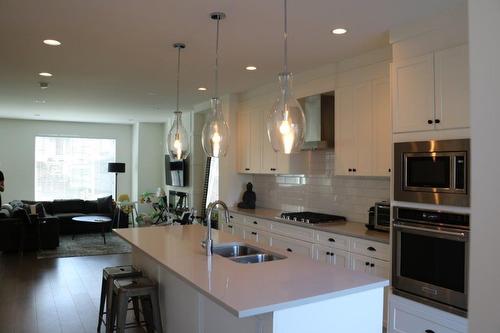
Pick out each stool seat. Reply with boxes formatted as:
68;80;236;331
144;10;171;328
113;277;156;295
104;265;141;279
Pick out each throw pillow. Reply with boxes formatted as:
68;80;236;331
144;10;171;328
97;195;113;214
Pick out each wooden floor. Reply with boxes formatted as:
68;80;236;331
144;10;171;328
0;252;146;333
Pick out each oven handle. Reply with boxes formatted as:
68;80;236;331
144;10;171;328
393;222;468;239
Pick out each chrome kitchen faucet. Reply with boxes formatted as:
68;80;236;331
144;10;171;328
203;200;230;256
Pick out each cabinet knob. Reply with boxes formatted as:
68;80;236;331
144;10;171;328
326;251;331;255
367;246;376;252
348;168;352;172
328;238;335;242
365;262;370;266
227;225;233;229
270;168;276;171
229;215;234;218
330;252;335;257
245;168;250;171
286;248;293;253
353;168;357;172
251;231;257;235
427;119;434;124
435;119;441;124
370;263;375;267
253;221;258;225
388;168;391;172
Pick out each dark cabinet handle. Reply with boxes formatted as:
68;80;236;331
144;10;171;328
253;221;258;225
427;119;434;124
353;168;357;172
370;263;375;267
348;168;352;172
287;248;293;252
434;119;441;124
270;168;276;171
367;246;376;252
425;330;435;333
388;168;391;172
330;252;335;257
328;238;335;242
230;215;234;218
326;251;331;255
245;168;250;171
251;231;257;235
365;262;370;266
227;225;233;229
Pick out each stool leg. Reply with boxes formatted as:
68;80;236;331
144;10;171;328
115;294;128;333
132;297;141;323
97;276;107;332
149;291;163;333
107;290;117;333
105;279;115;332
140;296;155;333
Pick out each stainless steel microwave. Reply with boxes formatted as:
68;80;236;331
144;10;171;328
394;139;470;207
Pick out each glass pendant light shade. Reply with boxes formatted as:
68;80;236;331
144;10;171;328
267;72;305;154
167;111;190;160
202;97;229;158
167;42;190;161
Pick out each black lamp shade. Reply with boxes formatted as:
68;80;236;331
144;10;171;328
108;162;126;173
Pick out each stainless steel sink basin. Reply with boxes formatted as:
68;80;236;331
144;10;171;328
230;253;286;264
212;242;286;264
212;243;261;257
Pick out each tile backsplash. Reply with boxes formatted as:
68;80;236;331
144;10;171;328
252;151;390;223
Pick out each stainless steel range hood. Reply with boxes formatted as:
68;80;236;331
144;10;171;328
297;91;334;151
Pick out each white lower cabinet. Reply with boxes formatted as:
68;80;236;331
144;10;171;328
243;227;271;246
314;245;350;269
269;234;314;258
350;253;390;279
388;294;468;333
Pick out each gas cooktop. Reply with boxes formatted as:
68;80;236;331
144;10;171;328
279;211;347;224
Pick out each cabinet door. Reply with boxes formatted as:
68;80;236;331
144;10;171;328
334;85;356;176
434;44;469;130
249;109;263;172
261;129;278;174
392;54;435;133
233;224;245;238
221;222;235;235
350;253;372;274
270;234;314;258
370;257;390;279
372;79;392;176
237;111;252;173
353;81;373;176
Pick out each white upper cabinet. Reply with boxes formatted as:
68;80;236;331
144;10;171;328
335;75;391;177
434;44;470;130
392;44;470;134
392;53;435;133
237;110;251;173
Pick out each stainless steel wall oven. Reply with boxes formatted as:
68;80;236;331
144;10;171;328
392;206;469;317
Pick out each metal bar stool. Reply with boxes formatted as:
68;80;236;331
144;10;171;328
109;277;163;333
97;265;142;332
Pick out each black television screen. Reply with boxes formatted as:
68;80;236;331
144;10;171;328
165;155;188;187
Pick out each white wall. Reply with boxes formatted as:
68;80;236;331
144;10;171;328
468;1;500;332
0;118;133;202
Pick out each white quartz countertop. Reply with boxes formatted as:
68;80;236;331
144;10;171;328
114;225;389;318
229;207;390;244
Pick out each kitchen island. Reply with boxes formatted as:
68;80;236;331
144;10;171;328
114;225;388;333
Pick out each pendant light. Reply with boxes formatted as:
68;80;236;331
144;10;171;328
201;12;230;158
167;43;190;161
266;0;306;154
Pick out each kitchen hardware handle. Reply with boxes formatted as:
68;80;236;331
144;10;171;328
427;119;434;124
370;263;374;267
326;251;331;255
365;262;370;266
425;330;435;333
270;168;276;171
229;215;234;218
227;225;233;229
253;221;258;225
251;232;257;235
353;168;357;172
367;246;376;252
286;248;293;252
348;168;352;172
434;119;441;124
245;168;250;171
328;238;335;242
394;223;467;238
388;168;391;172
329;252;335;257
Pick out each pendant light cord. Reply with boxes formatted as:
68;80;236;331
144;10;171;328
283;0;288;74
214;18;220;98
176;46;181;113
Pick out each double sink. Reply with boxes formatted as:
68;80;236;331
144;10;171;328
212;242;286;264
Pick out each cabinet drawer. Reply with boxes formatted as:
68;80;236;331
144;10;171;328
271;222;315;242
314;244;350;269
270;234;314;258
243;227;271;246
350;238;390;261
242;216;272;231
228;213;245;225
391;307;462;333
314;230;350;250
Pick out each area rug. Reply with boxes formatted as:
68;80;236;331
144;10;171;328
37;233;132;259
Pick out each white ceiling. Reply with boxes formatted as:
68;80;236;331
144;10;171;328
0;0;464;124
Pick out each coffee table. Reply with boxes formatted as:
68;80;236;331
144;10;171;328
72;215;112;244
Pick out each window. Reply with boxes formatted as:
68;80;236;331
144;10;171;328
35;136;116;201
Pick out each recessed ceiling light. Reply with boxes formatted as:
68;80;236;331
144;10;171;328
34;113;41;117
245;66;257;71
147;92;156;96
198;87;207;91
39;72;53;77
34;100;46;104
43;39;62;46
331;28;347;35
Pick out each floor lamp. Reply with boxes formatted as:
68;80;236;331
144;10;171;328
108;162;126;200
